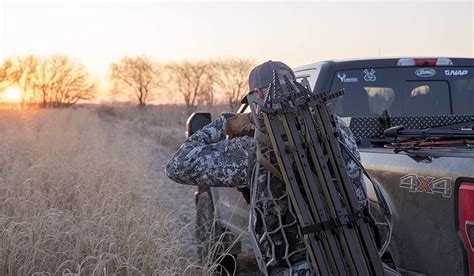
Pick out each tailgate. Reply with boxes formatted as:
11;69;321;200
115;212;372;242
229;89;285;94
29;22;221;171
362;149;473;275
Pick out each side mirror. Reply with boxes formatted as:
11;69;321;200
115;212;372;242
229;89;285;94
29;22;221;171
186;112;212;138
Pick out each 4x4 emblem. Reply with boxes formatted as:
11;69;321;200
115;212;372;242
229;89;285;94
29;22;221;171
400;174;452;198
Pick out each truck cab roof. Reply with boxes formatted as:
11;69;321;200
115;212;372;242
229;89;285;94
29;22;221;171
294;57;474;73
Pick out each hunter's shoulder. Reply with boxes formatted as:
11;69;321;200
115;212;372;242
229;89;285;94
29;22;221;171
335;116;350;128
334;116;358;148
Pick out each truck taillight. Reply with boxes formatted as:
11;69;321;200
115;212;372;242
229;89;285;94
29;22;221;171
397;58;453;67
459;183;474;275
467;222;474;251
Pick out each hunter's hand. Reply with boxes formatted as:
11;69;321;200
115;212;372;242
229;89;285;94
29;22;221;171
226;113;255;137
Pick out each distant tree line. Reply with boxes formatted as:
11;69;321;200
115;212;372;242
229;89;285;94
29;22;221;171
0;55;96;108
0;54;255;114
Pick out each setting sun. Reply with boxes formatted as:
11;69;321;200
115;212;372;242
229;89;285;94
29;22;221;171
3;87;22;102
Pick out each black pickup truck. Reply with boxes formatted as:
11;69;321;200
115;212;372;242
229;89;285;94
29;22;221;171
188;57;474;275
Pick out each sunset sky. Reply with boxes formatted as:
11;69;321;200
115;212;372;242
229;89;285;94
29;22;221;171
0;0;473;80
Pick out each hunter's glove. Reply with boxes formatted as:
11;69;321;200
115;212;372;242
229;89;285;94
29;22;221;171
226;113;255;138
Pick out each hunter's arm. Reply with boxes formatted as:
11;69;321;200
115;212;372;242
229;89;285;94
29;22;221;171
165;115;252;188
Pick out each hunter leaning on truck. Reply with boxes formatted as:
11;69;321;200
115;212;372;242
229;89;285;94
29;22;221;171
165;61;367;275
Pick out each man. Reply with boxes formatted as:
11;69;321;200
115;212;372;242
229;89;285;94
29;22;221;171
166;61;367;275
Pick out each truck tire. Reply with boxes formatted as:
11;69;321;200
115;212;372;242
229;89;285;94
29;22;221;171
195;189;237;274
195;189;216;263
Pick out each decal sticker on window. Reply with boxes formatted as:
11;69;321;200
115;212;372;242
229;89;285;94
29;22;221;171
400;173;452;198
337;72;358;83
445;69;468;76
415;68;436;78
363;69;376;81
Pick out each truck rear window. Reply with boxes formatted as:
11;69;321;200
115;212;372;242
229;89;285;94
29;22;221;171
329;67;474;117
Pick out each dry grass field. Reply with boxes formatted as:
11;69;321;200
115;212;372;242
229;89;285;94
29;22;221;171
0;105;240;275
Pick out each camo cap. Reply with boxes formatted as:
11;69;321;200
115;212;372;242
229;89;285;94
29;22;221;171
248;60;295;92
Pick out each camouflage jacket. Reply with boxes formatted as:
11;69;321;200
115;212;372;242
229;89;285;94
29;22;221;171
165;114;367;274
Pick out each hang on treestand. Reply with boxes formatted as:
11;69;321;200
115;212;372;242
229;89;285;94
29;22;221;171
247;71;392;275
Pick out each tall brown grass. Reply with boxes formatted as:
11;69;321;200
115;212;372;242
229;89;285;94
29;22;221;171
0;108;198;275
94;104;229;150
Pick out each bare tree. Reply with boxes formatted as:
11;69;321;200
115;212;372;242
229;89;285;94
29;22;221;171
33;56;96;108
167;61;214;115
0;58;14;90
1;56;37;108
14;56;40;106
0;55;96;108
212;58;255;111
110;56;161;106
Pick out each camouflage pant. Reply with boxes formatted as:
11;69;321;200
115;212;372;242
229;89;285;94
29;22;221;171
270;261;311;276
